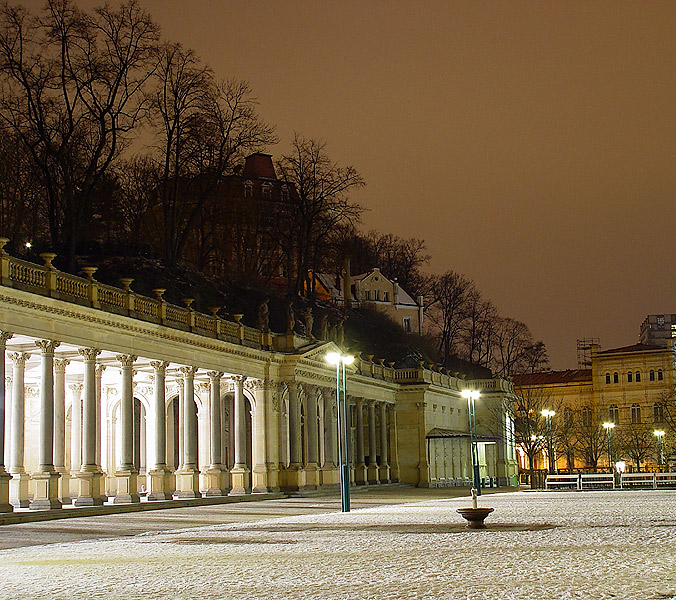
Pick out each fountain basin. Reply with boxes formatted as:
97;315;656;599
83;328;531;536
456;507;494;529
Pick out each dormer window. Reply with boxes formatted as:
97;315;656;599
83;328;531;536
262;183;272;199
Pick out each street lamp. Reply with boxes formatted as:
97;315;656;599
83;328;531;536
541;409;556;474
461;389;481;496
602;422;615;472
654;430;665;471
326;351;354;512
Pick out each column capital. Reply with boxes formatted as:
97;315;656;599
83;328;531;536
95;364;107;377
179;365;198;377
54;358;70;372
150;360;170;374
8;352;28;367
206;371;224;381
116;354;137;368
69;382;83;394
0;331;13;348
35;339;60;355
231;374;247;384
78;348;101;362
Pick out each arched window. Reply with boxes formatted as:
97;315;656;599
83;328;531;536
650;370;655;381
630;403;641;424
581;406;592;427
653;402;664;423
635;371;641;382
564;407;573;427
609;404;619;425
613;372;619;384
605;373;611;384
658;370;664;381
627;371;633;383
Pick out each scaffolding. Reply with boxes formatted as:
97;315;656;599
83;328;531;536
577;338;600;369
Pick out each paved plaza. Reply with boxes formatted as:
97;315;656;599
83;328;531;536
0;488;675;599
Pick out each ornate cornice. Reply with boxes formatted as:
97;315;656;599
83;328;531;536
295;369;334;386
0;331;13;347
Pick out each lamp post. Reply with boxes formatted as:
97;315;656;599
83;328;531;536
541;409;556;474
326;351;354;512
461;389;481;496
654;430;665;472
602;422;615;472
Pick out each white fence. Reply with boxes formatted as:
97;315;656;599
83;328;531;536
545;472;676;491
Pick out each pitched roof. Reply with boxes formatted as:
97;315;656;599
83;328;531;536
512;369;592;386
596;343;664;354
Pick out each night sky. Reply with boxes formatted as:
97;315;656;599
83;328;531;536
22;1;676;368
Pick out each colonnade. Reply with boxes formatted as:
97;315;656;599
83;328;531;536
0;330;398;511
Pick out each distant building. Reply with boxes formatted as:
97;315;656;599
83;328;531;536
309;267;424;334
512;342;675;472
640;314;676;348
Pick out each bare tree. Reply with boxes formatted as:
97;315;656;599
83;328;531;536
276;135;364;296
0;0;160;268
462;290;498;367
151;43;276;266
426;271;474;364
618;423;655;471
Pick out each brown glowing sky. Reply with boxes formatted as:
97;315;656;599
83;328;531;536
24;1;676;368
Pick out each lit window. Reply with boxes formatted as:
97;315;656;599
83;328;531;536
403;317;412;333
613;372;619;384
605;373;611;384
262;184;272;199
609;404;619;425
635;371;641;382
627;372;633;383
653;402;664;423
581;406;592;427
630;403;641;424
650;370;655;381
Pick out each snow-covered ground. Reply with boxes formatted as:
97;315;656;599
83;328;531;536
2;491;676;600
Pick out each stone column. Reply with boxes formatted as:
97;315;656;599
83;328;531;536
354;398;367;484
53;358;70;504
30;339;61;510
367;400;379;484
379;402;390;483
69;383;83;484
321;393;338;486
114;354;139;503
283;381;301;491
262;380;280;493
203;371;225;497
251;379;270;494
8;352;29;507
95;364;106;469
3;373;11;484
174;366;199;498
229;375;249;495
389;406;400;483
75;348;105;506
148;361;170;500
0;332;11;513
302;386;319;490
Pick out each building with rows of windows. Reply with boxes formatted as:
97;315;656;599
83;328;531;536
513;342;675;472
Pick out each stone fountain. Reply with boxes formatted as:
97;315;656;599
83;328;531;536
456;488;494;529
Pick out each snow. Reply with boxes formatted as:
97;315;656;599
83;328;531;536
2;491;676;599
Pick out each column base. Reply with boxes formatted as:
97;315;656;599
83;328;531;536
355;464;368;485
57;469;72;505
0;469;13;513
252;464;270;494
74;468;106;506
379;465;391;484
320;465;340;486
279;465;301;492
228;466;250;496
9;471;31;508
173;467;200;499
147;467;172;501
263;463;280;493
202;466;226;497
367;464;380;485
113;468;139;504
300;464;319;491
30;470;62;510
